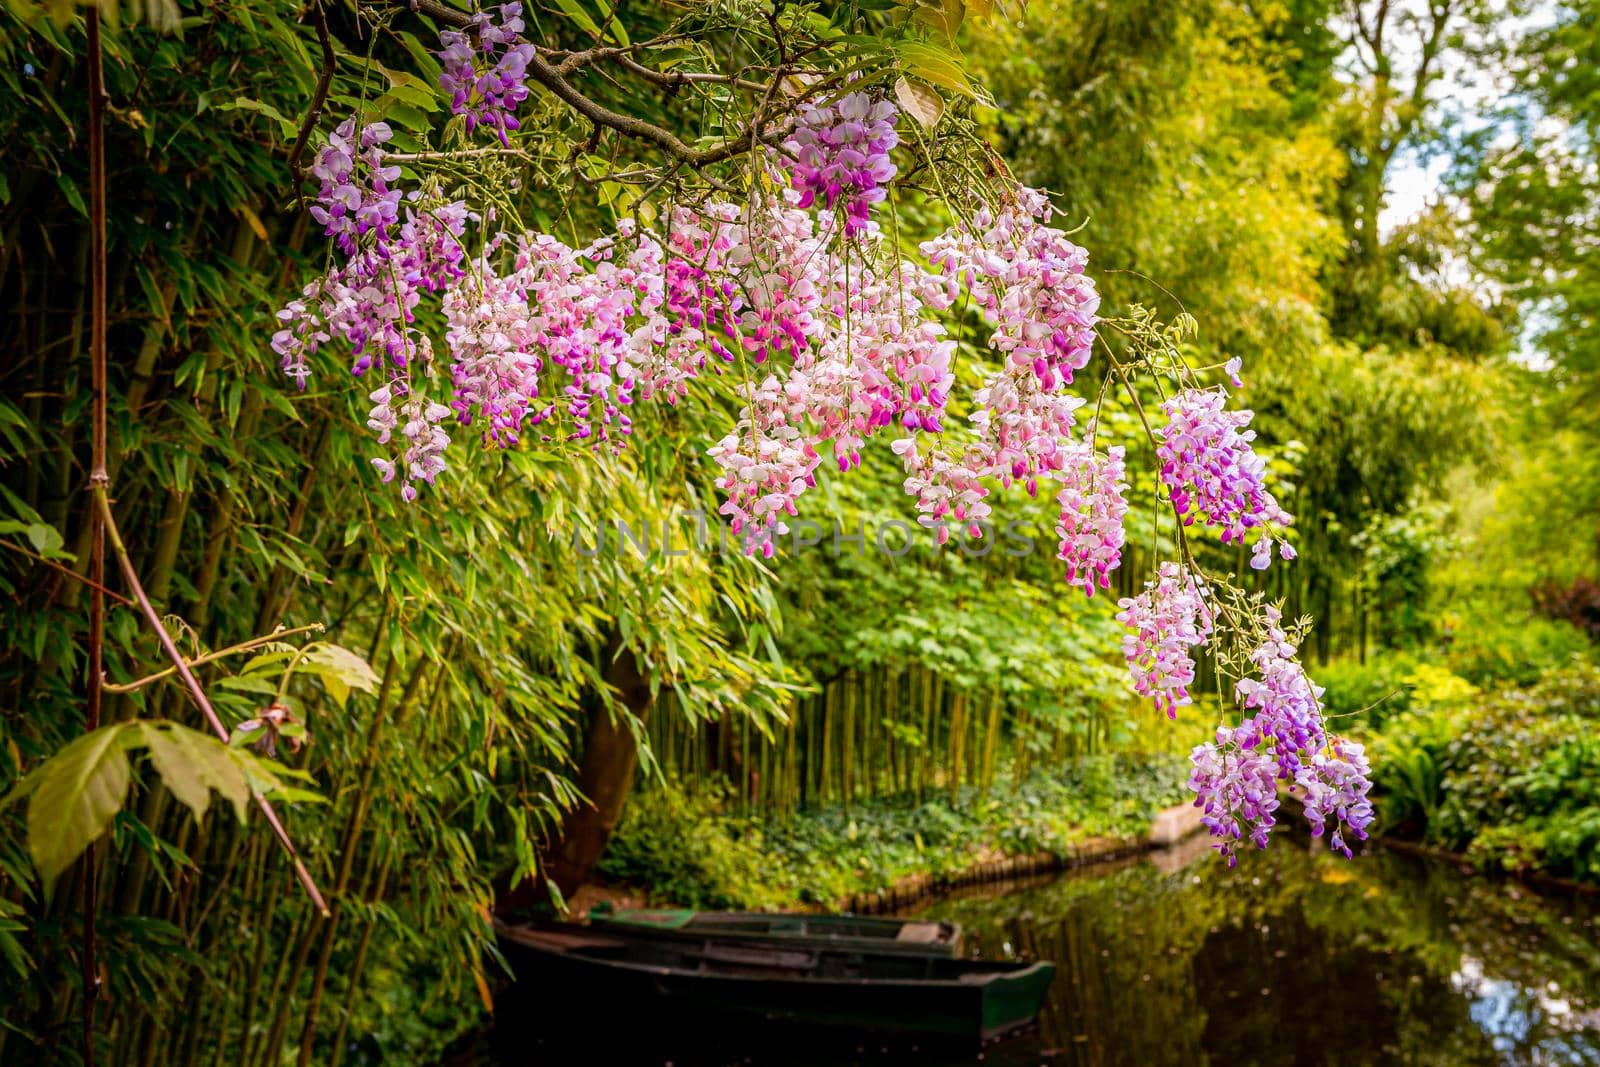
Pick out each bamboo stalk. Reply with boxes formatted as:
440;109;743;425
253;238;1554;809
841;669;855;810
947;690;966;806
292;658;431;1066
325;849;394;1067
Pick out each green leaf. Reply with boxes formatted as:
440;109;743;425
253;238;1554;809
229;749;323;805
214;98;298;138
217;674;280;697
297;643;380;708
551;0;602;39
894;76;945;129
895;41;989;103
23;724;133;890
138;722;250;825
55;173;86;218
910;0;966;39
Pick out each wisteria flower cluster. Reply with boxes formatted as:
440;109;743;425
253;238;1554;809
784;91;899;237
307;119;402;256
276;14;1367;869
1055;442;1129;595
1186;608;1374;864
1115;563;1214;717
896;189;1105;545
437;3;535;145
1157;388;1295;568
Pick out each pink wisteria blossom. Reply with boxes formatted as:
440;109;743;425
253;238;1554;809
1055;443;1129;595
1156;388;1294;568
1116;563;1214;717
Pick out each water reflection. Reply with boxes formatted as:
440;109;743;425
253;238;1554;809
914;840;1600;1066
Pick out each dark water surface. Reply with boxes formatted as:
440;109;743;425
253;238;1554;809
474;839;1600;1066
910;838;1600;1067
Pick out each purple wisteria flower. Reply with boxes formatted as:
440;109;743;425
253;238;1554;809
308;119;402;255
437;4;535;146
784;91;899;236
1187;608;1374;864
1156;388;1294;568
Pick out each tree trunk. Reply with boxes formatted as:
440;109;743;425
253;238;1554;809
541;640;653;900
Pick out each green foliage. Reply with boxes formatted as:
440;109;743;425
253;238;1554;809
1373;663;1600;882
593;782;791;911
599;755;1189;909
1437;608;1592;688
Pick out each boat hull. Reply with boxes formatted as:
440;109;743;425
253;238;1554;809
495;923;1053;1046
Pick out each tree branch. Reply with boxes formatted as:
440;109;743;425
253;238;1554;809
286;0;336;183
0;538;132;606
412;0;797;168
82;9;109;1061
102;623;326;694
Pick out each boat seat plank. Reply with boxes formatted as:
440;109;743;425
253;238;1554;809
696;943;817;970
894;923;945;944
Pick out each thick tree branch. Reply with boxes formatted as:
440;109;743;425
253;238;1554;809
412;0;797;168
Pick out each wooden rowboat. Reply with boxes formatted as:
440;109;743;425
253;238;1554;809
495;920;1054;1045
587;906;963;957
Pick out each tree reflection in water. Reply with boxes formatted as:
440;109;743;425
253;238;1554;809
916;840;1600;1066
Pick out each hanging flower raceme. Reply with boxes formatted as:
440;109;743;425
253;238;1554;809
366;369;452;503
921;187;1099;391
1187;725;1281;866
1233;607;1326;778
1156;388;1295;568
1186;608;1374;863
784;91;899;237
1055;442;1129;596
896;188;1103;543
437;3;535;146
308;119;402;256
1116;563;1214;717
1296;738;1375;858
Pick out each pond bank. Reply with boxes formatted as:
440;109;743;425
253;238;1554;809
588;754;1195;913
830;801;1202;915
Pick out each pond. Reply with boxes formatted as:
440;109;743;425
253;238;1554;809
470;838;1600;1066
910;837;1600;1066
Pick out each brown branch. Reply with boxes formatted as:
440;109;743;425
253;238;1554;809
102;622;326;694
0;538;132;607
96;489;330;917
286;0;336;182
610;51;768;93
413;0;797;168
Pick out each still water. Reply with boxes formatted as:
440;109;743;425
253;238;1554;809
477;838;1600;1066
911;838;1600;1067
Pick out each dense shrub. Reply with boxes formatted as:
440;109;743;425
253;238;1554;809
1374;663;1600;882
1531;576;1600;645
1439;609;1592;687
